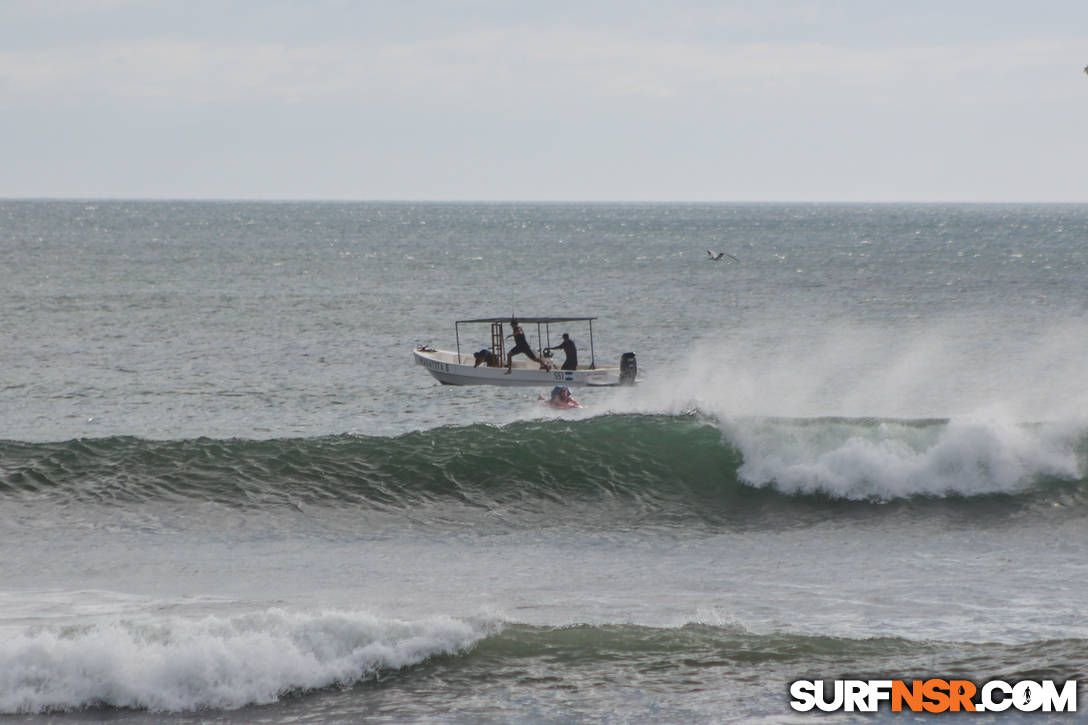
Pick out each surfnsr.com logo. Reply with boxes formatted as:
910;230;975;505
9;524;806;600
790;679;1078;713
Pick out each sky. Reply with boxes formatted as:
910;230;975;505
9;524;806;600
1;0;1086;202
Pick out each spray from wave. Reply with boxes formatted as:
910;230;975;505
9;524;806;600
595;317;1088;501
611;316;1088;420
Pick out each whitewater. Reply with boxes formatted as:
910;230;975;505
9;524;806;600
1;201;1087;722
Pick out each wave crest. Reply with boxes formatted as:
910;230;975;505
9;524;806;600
728;414;1085;500
0;609;486;714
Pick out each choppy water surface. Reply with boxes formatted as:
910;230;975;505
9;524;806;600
1;201;1087;722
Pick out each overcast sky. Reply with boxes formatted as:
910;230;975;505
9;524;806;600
2;1;1086;201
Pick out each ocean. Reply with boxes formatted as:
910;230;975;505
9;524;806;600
1;201;1087;722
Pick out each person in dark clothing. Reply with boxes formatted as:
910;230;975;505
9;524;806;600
473;349;499;367
505;321;540;373
550;332;578;370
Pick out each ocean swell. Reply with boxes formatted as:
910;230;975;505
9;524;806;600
1;414;1085;526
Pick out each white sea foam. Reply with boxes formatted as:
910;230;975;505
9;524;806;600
725;412;1083;499
0;608;489;713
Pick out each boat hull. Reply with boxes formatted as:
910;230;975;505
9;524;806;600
413;348;620;387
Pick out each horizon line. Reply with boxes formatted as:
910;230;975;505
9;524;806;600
2;197;1086;205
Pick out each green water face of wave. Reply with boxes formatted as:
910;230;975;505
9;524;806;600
1;414;1085;530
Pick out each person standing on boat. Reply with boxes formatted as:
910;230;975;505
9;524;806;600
550;332;578;371
505;320;540;373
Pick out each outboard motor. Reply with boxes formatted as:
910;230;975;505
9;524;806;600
619;352;637;385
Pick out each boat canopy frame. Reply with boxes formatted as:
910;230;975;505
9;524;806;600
454;316;598;369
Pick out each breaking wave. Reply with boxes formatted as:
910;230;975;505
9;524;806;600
1;414;1085;528
0;609;487;714
3;611;1085;714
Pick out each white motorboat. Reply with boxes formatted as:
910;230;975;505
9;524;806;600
413;316;636;387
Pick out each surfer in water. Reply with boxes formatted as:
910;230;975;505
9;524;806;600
540;386;579;407
505;319;540;373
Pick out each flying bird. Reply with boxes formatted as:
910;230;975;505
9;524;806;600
707;249;739;262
